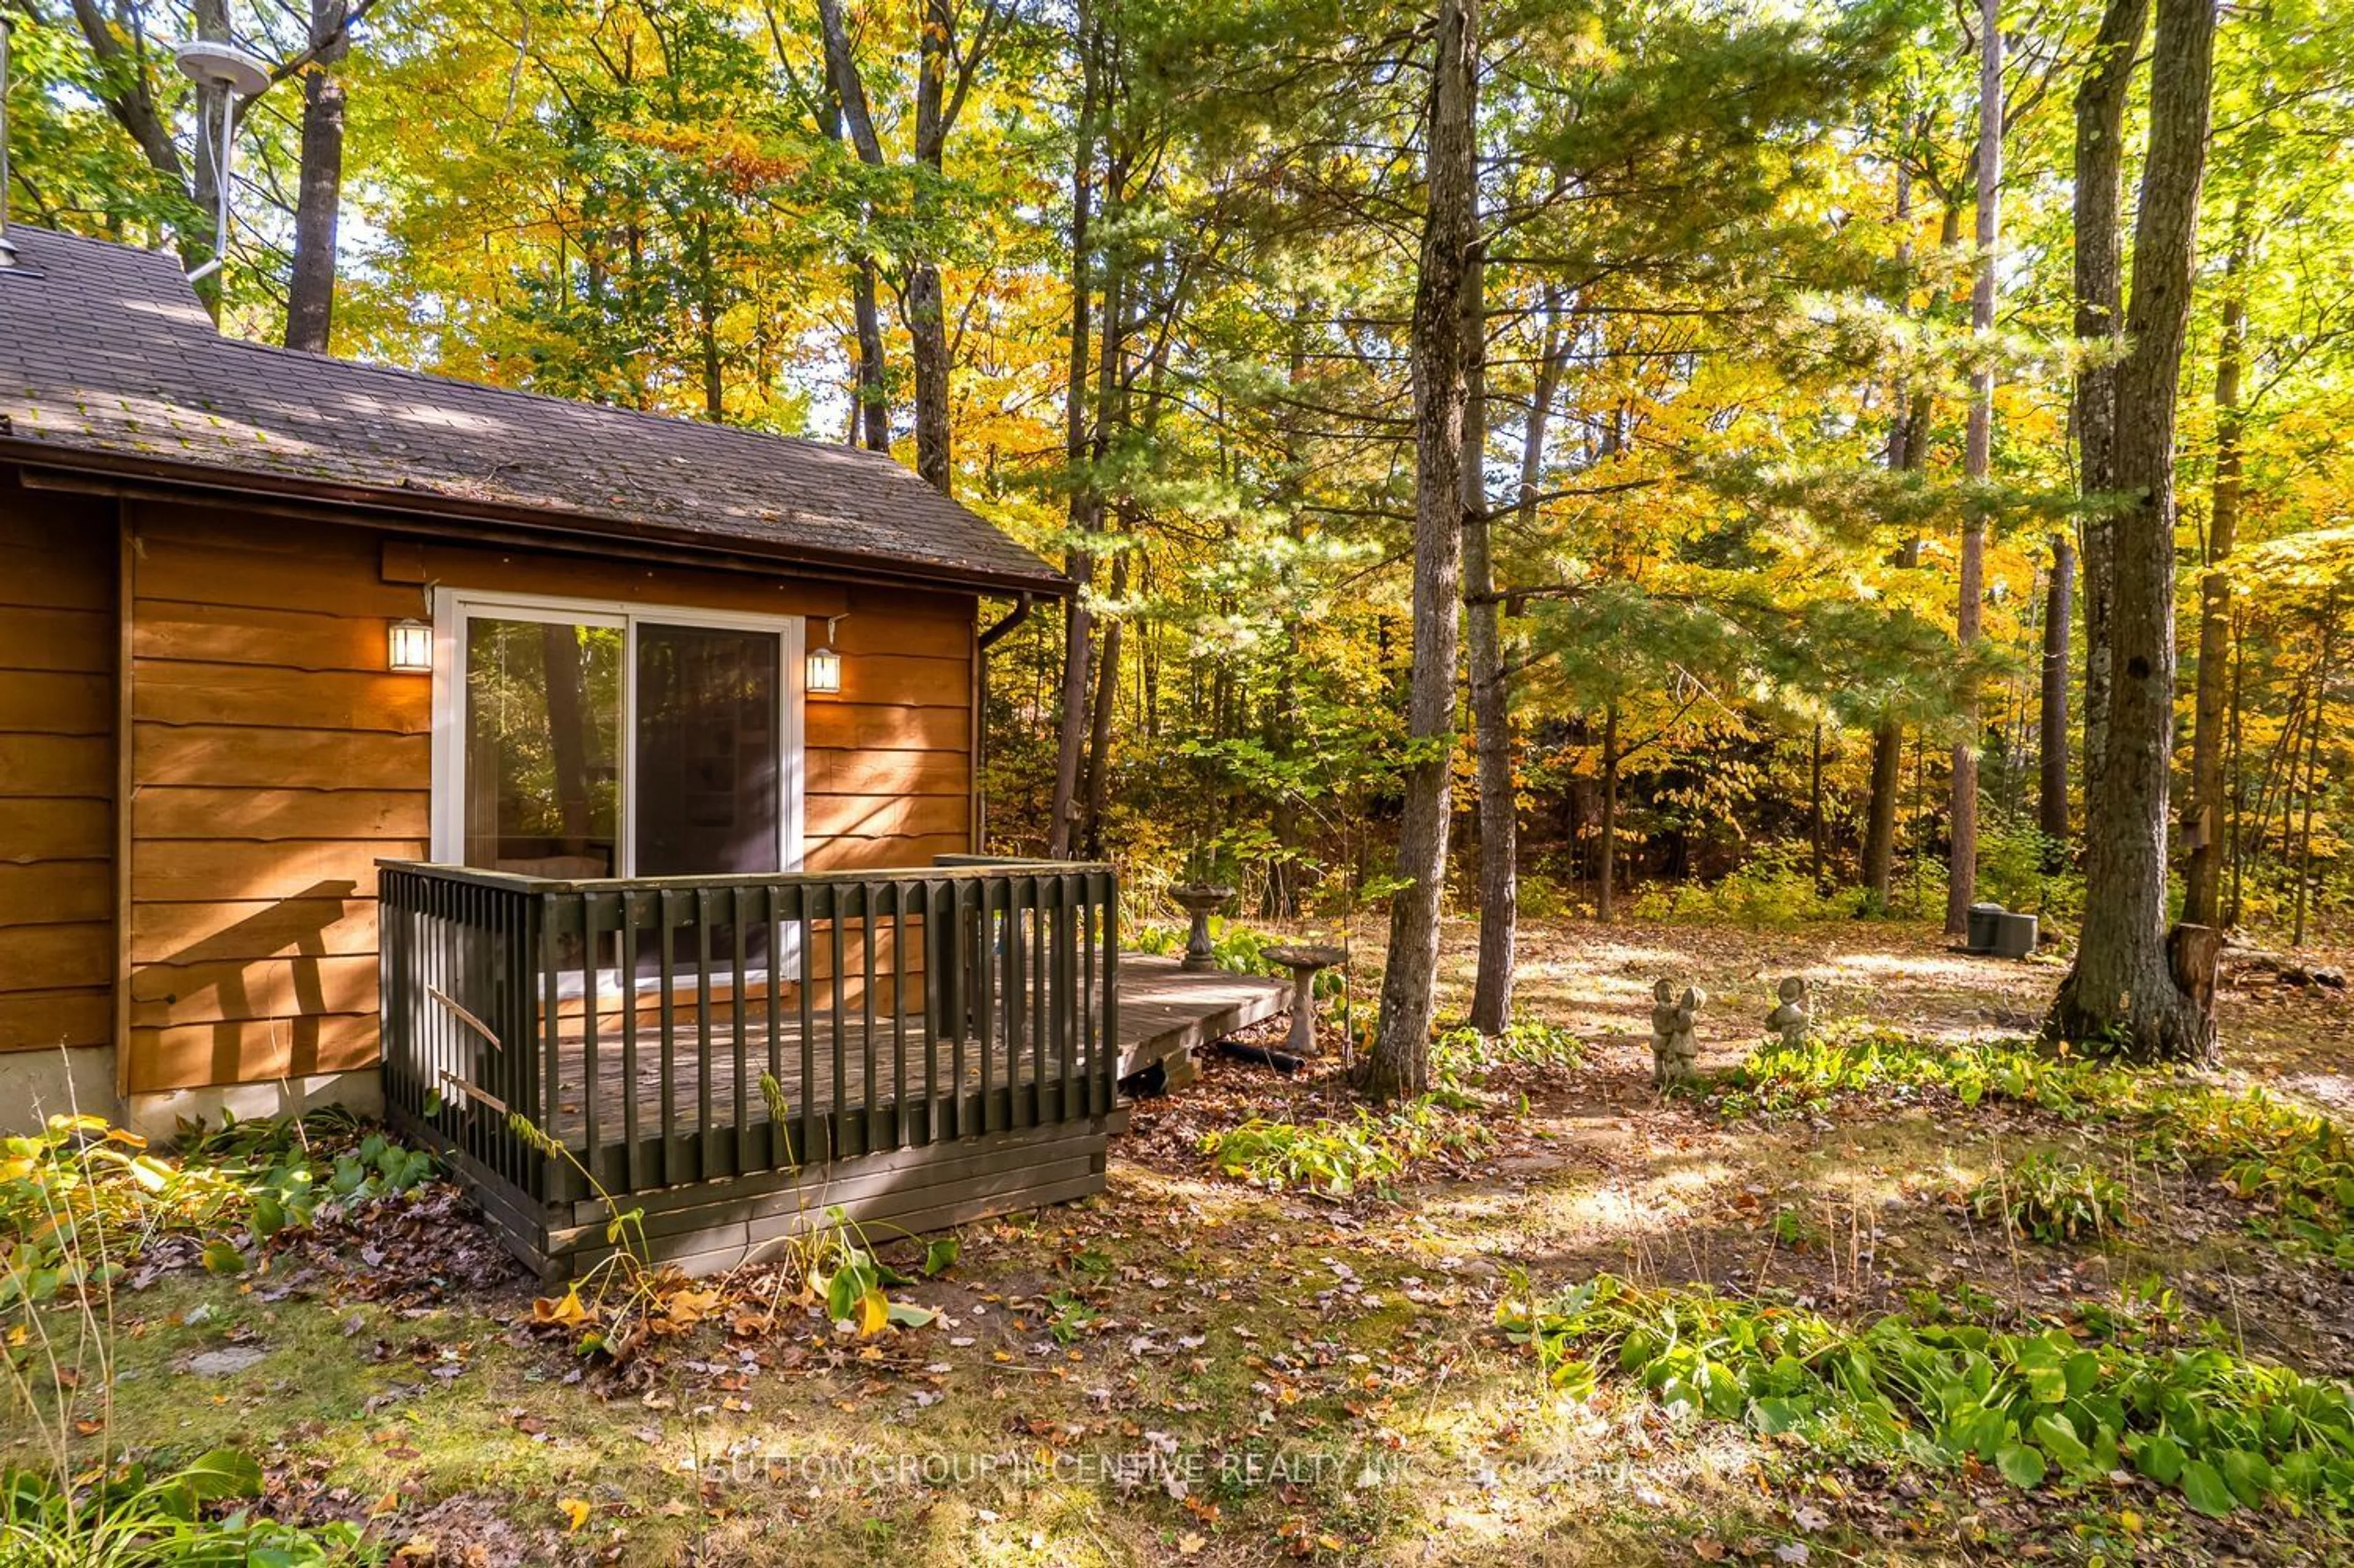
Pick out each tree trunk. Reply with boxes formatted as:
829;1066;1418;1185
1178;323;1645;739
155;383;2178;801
1046;23;1103;860
1366;0;1477;1101
1861;181;1941;906
283;0;350;353
2038;530;2073;858
2074;0;2152;809
907;0;958;495
1947;0;2002;935
2291;612;2334;949
1080;552;1126;856
1461;244;1510;1033
1810;723;1827;888
1467;291;1564;1033
2047;0;2219;1062
1597;705;1621;923
2184;208;2250;926
852;258;889;451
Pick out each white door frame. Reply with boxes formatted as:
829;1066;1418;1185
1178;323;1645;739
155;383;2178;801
429;585;807;880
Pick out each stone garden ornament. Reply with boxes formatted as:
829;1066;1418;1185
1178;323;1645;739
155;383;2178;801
1766;976;1810;1046
1650;980;1705;1089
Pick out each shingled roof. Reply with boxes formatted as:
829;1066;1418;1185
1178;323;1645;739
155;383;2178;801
0;226;1064;595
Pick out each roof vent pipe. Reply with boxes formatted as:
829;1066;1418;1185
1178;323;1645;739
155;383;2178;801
0;15;19;270
172;39;271;286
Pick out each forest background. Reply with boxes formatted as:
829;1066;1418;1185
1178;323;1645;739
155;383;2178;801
11;0;2352;1030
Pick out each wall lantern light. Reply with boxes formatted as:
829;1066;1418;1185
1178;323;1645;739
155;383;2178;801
389;617;433;674
806;615;845;695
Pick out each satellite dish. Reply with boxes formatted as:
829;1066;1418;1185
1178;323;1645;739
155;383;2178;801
172;40;272;99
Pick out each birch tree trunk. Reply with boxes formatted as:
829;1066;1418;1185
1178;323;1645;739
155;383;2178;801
2047;0;2220;1062
1366;0;1477;1100
1947;0;2002;935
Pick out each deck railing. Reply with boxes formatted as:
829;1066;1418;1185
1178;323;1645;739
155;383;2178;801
378;857;1121;1206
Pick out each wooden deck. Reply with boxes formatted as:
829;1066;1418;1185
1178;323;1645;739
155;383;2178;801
1113;954;1289;1076
542;953;1289;1151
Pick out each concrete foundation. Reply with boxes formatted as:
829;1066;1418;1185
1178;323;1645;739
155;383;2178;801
0;1052;384;1144
0;1047;126;1135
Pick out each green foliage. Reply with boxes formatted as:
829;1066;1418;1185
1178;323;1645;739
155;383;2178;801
1498;1274;2354;1518
0;1451;376;1566
1200;1098;1494;1197
1975;812;2082;924
1724;1027;2354;1265
1434;1016;1585;1082
1973;1152;2135;1246
0;1113;434;1317
1628;841;1867;926
2149;1090;2354;1266
1713;1029;2131;1120
1130;918;1347;996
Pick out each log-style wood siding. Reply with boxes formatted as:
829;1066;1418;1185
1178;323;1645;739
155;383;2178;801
110;503;979;1095
0;478;117;1057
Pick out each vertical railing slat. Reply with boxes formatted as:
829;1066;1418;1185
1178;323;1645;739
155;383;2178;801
568;892;596;1197
766;886;787;1170
828;886;847;1160
731;885;751;1180
620;896;644;1193
797;892;817;1165
863;881;882;1154
694;887;714;1184
891;886;908;1148
922;880;945;1146
658;889;679;1185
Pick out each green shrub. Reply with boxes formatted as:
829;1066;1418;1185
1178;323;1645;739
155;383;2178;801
1973;1151;2134;1244
0;1449;375;1565
1977;812;2082;924
1201;1097;1493;1197
1498;1273;2354;1518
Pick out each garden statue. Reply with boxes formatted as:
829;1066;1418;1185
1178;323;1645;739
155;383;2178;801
1649;980;1705;1089
1766;976;1810;1046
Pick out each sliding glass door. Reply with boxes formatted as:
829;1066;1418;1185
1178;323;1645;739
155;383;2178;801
435;593;804;884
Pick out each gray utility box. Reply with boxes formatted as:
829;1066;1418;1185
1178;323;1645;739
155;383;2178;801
1965;902;2038;959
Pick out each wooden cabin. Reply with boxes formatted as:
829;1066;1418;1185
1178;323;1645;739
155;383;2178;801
0;224;1193;1275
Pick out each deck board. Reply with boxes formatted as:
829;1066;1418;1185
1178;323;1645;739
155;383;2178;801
543;954;1290;1149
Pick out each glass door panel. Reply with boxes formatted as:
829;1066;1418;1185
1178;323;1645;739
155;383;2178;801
463;617;622;878
633;623;783;877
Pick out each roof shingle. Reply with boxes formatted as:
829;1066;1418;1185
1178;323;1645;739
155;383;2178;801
0;226;1064;595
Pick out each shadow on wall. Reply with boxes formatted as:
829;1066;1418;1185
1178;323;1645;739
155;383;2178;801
132;878;375;1097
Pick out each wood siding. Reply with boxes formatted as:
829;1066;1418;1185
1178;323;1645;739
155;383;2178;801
121;504;979;1095
0;479;116;1056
